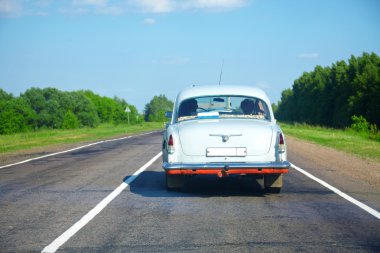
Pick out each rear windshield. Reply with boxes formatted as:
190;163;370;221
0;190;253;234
176;96;271;122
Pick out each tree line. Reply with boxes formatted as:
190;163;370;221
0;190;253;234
275;52;380;129
0;87;142;135
144;94;174;122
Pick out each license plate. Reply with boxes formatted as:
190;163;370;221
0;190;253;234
206;147;247;157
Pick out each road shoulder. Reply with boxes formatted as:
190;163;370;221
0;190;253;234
287;135;380;210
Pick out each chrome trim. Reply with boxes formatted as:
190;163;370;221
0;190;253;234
163;161;290;170
209;133;242;142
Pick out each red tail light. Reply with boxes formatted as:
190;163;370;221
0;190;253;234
279;133;284;145
168;134;174;146
278;133;285;153
168;134;175;154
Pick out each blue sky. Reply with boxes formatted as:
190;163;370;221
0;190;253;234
1;0;379;112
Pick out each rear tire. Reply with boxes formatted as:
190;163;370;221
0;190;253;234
264;174;283;194
265;186;281;193
165;174;185;190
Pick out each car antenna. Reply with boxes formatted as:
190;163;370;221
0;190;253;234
218;59;224;86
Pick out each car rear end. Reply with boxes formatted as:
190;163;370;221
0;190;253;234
162;86;290;193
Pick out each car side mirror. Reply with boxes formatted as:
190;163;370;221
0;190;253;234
165;111;173;119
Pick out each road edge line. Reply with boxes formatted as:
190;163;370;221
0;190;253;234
0;131;158;170
41;151;162;253
291;163;380;220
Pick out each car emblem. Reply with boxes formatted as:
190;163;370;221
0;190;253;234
210;134;242;142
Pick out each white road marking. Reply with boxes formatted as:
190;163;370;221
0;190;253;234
0;131;157;170
291;163;380;220
41;152;162;253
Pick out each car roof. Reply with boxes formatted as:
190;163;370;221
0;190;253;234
176;85;271;104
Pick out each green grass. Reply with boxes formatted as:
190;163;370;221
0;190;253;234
280;122;380;163
0;122;164;155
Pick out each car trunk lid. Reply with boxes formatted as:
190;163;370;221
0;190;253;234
178;119;273;156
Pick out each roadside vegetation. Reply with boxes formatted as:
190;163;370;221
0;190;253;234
0;122;164;155
0;87;172;156
0;88;142;134
144;95;174;122
0;86;172;134
275;52;380;132
280;122;380;163
275;52;380;162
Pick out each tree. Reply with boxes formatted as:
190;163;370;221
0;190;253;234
0;89;13;101
21;87;65;128
276;52;380;128
82;90;140;125
0;97;36;134
69;92;99;127
62;111;80;129
271;103;278;116
1;87;140;134
275;88;294;121
347;53;380;127
144;95;174;122
82;90;114;123
20;88;100;129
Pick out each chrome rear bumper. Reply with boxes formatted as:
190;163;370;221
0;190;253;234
163;161;290;169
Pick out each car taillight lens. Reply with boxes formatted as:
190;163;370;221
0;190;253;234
279;133;284;145
168;134;175;154
278;133;285;153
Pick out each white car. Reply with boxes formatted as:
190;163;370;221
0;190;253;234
162;85;290;193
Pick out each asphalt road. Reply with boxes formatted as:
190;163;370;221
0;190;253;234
0;131;379;252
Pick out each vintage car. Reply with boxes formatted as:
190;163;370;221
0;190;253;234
162;85;290;193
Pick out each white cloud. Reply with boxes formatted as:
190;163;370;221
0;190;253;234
0;0;22;16
130;0;247;13
96;5;123;15
131;0;174;13
33;0;52;8
297;53;319;59
72;0;107;6
185;0;247;10
0;0;247;18
67;0;123;15
60;7;89;15
143;18;156;25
